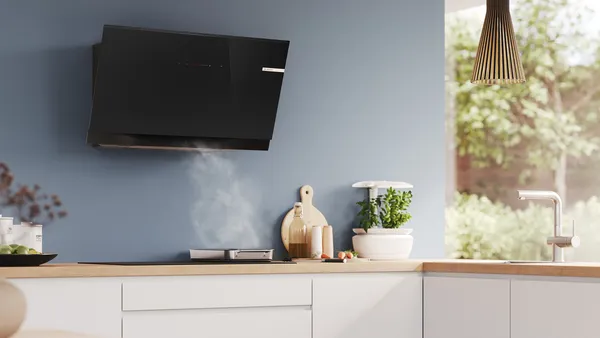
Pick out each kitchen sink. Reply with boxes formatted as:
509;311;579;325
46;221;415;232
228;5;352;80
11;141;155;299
503;260;565;264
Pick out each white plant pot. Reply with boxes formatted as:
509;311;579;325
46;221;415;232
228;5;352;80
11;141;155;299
352;230;414;260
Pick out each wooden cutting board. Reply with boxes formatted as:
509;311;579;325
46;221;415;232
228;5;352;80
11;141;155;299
281;185;328;252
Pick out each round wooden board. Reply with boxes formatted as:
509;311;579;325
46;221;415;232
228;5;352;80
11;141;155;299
281;185;328;252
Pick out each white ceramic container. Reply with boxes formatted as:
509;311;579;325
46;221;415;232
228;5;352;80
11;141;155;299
352;229;414;260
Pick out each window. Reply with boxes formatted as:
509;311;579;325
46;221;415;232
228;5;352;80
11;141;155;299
445;0;600;261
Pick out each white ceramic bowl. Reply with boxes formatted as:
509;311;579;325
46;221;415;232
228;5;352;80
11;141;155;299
352;234;414;260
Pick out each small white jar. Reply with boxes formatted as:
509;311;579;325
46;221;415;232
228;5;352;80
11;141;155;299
0;217;14;245
13;222;43;252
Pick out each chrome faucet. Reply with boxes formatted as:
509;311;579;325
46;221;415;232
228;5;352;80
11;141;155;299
517;190;580;263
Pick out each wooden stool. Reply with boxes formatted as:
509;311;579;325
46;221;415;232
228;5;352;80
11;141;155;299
0;279;26;338
12;331;98;338
0;279;98;338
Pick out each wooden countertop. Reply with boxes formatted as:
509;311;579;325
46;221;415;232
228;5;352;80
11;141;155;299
423;260;600;278
0;261;424;279
4;260;600;279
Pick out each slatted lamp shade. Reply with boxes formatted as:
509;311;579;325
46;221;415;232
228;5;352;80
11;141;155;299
471;0;525;85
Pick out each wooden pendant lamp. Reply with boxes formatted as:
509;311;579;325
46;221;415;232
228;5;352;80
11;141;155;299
471;0;525;85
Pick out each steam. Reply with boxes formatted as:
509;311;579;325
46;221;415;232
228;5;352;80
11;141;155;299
189;151;260;249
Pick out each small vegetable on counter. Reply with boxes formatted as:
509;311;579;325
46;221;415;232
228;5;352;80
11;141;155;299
337;250;358;259
321;253;331;259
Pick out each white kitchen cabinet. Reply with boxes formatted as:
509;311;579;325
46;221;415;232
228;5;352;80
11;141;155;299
424;276;510;338
512;279;600;338
122;306;311;338
11;277;122;338
313;273;422;338
122;274;311;311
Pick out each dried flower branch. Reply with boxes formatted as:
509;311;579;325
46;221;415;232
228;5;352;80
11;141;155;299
0;163;67;225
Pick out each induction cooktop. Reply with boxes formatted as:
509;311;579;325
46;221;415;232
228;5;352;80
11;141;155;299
78;260;295;266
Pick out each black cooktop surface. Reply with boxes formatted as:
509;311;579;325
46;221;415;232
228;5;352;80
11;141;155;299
78;260;295;266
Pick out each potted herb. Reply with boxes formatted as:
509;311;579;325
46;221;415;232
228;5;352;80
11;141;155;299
353;187;414;259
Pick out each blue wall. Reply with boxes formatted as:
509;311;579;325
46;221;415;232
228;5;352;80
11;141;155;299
0;0;445;262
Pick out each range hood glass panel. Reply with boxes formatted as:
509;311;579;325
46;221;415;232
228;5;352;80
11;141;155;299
90;26;288;142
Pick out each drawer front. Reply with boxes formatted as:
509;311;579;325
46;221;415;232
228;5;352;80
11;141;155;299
122;274;312;311
123;307;312;338
123;307;311;338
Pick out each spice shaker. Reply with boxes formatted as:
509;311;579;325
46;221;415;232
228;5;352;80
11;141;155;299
310;225;323;259
322;225;334;258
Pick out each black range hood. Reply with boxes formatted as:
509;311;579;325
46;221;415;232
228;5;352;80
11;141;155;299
88;25;290;151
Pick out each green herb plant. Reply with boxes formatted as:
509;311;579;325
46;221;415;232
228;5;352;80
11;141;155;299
356;187;413;232
356;197;378;232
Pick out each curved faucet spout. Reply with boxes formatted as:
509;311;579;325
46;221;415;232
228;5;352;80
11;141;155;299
517;190;564;262
517;190;562;205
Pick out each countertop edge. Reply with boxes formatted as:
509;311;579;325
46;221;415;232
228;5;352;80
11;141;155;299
423;261;600;278
0;261;424;279
6;260;600;279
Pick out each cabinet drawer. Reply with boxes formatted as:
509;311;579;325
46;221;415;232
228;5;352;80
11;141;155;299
123;307;311;338
122;275;312;311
